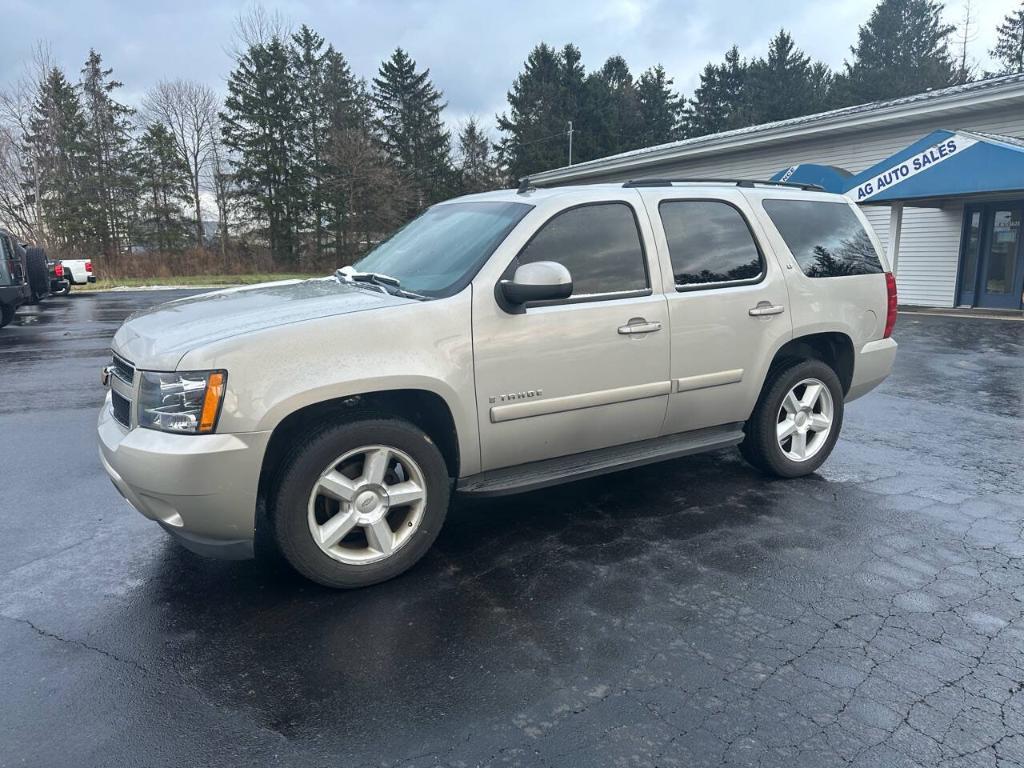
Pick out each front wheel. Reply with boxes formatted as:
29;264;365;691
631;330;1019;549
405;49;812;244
271;418;450;588
740;359;844;478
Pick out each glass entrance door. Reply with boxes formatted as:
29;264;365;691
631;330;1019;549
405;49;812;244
958;204;1024;310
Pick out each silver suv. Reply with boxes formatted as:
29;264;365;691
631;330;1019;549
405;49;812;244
99;180;898;588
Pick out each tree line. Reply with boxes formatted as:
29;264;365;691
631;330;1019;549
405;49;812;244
0;0;1022;269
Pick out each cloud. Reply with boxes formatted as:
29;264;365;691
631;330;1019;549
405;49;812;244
0;0;1014;137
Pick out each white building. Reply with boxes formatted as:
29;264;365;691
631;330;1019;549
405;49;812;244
529;74;1024;311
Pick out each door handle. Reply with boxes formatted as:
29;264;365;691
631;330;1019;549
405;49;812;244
618;318;663;335
748;302;785;317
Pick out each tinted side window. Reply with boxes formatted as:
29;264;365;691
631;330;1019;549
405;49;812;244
659;201;763;287
763;200;884;278
518;203;648;297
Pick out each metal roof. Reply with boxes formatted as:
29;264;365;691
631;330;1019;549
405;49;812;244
529;73;1024;185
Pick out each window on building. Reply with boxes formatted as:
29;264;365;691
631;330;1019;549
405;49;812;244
517;203;648;297
763;199;884;278
659;201;763;287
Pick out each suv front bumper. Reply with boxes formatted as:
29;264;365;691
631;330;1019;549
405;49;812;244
98;394;271;559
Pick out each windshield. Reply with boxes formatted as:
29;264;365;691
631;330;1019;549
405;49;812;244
351;201;532;297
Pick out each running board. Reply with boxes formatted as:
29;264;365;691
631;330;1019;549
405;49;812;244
457;423;745;497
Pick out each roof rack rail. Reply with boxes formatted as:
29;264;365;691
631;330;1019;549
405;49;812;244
622;178;825;192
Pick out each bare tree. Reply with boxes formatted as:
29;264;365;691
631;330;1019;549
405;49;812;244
954;0;979;83
231;3;291;54
0;42;54;242
143;79;218;248
208;117;235;263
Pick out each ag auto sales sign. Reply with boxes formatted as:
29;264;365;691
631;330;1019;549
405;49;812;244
847;133;977;202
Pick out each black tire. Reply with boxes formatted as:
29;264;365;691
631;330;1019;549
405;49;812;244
271;417;450;589
25;247;49;303
739;358;844;478
0;303;14;328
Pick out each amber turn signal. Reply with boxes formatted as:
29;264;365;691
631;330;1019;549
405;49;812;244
199;372;227;433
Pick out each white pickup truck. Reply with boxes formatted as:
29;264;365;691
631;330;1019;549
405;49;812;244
62;258;95;289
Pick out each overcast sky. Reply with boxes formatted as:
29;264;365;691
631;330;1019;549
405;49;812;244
0;0;1018;133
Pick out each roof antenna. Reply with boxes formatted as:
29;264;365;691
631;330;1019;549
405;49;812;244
517;177;531;194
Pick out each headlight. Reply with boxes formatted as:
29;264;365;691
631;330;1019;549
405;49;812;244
138;370;227;434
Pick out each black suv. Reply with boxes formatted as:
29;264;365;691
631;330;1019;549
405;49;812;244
0;230;31;328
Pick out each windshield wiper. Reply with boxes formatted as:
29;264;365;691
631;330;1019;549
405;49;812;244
335;267;430;301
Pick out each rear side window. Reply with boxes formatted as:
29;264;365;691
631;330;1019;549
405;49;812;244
517;202;648;297
659;201;764;288
763;200;884;277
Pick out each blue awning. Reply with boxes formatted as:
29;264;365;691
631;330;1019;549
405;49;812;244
772;130;1024;204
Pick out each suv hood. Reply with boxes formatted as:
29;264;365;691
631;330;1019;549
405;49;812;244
113;278;410;369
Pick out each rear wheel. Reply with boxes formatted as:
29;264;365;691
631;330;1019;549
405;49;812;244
271;417;450;588
740;359;844;478
0;303;14;328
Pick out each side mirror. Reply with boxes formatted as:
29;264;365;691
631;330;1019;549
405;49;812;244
499;261;573;305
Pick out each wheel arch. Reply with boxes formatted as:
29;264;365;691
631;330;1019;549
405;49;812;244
768;331;855;395
256;388;462;505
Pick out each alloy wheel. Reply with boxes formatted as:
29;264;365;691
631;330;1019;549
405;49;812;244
776;377;834;462
307;445;428;565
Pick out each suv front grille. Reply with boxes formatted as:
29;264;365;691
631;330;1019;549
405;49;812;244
111;352;135;385
111;390;131;427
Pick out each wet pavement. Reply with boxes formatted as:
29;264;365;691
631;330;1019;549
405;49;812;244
1;291;1023;768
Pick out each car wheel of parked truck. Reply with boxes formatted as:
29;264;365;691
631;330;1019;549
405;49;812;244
271;417;450;588
739;359;845;479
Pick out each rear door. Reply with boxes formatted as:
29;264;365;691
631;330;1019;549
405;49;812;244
639;188;794;435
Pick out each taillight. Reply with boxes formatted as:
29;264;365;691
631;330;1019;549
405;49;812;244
55;263;63;277
85;261;93;273
883;272;897;338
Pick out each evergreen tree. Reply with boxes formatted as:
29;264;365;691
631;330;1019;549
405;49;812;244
80;49;136;256
456;118;500;193
25;67;90;251
372;48;452;213
578;56;644;160
221;36;301;263
636;65;683;146
686;45;747;137
809;62;835;113
135;123;191;252
321;53;391;258
991;2;1024;74
326;77;408;260
835;0;955;105
496;43;575;181
744;30;828;124
290;25;331;257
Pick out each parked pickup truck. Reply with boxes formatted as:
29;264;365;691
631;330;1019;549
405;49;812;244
0;230;31;328
99;180;898;588
63;257;95;289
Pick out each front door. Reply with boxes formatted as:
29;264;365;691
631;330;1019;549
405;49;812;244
960;205;1024;310
472;197;671;471
978;207;1023;309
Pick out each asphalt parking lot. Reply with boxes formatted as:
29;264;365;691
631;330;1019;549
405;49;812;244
1;291;1023;767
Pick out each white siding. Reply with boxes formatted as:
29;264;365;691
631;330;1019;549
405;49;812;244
861;207;890;253
893;204;964;307
560;104;1024;306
